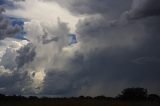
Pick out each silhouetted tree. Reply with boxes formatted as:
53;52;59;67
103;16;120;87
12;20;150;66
148;94;160;101
94;95;106;100
86;96;93;99
0;94;5;100
28;96;38;100
118;87;148;100
0;93;5;97
79;96;85;99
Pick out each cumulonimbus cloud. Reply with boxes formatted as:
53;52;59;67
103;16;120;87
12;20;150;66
0;0;160;96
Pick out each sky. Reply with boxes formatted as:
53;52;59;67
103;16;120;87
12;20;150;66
0;0;160;97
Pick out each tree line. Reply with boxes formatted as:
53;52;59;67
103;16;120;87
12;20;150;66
0;87;160;101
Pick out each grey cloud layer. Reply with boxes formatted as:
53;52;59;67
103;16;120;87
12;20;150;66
127;0;160;19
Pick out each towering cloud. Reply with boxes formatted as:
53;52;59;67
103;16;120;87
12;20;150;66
6;0;86;32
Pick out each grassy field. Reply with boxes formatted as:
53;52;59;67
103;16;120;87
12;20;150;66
1;88;160;106
0;99;160;106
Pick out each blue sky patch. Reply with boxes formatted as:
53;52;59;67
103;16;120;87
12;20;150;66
68;34;77;45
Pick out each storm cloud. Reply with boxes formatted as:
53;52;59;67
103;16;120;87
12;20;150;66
16;43;36;68
126;0;160;19
0;0;160;97
0;7;21;40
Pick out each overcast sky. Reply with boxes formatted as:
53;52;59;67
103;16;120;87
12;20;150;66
0;0;160;97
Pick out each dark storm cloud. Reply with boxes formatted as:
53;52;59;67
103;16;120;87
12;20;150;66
43;37;160;96
0;43;36;95
54;0;132;18
0;7;21;40
75;0;160;96
1;0;160;96
126;0;160;20
16;43;36;68
59;0;160;19
133;56;160;64
0;48;17;70
0;70;29;95
40;0;160;96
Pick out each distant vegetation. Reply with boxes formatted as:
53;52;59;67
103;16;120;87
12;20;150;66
0;87;160;106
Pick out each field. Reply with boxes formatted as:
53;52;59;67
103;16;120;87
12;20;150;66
0;99;160;106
